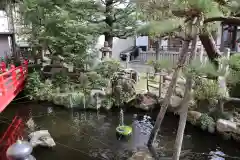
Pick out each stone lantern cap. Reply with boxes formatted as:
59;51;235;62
7;140;33;159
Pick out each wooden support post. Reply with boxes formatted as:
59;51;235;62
11;65;17;89
146;72;149;92
158;74;162;98
0;62;6;73
18;67;23;81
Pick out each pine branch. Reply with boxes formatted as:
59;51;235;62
204;16;240;25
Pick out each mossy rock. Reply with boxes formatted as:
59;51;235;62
52;92;85;108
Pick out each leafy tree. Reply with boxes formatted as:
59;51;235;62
85;0;137;48
19;0;98;69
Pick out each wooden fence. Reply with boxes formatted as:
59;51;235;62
135;49;209;64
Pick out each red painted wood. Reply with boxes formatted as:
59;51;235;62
0;62;6;73
0;62;28;113
0;116;24;160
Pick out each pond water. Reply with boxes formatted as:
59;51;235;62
1;102;240;160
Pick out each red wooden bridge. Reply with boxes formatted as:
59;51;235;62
0;60;28;159
0;60;28;112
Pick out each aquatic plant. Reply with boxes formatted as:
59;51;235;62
197;113;215;131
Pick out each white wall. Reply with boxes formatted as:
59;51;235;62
0;35;11;58
95;35;134;59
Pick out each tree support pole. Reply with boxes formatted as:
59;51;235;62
172;33;197;160
147;36;191;147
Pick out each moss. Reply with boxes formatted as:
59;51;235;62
197;113;215;131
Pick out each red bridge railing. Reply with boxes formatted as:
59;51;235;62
0;116;24;160
0;60;28;112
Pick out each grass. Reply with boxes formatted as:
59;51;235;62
135;73;161;94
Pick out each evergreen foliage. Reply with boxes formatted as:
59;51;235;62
136;0;240;38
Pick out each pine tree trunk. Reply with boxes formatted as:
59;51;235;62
172;35;197;160
104;33;113;48
155;38;161;60
147;38;191;147
199;31;220;68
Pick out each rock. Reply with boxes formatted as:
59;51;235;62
216;119;239;134
123;68;140;82
170;96;182;108
175;86;185;98
128;151;154;160
88;89;106;110
26;118;37;132
208;122;216;133
187;111;202;125
135;94;157;111
52;92;85;109
29;130;56;148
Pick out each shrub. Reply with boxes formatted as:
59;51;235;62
197;113;215;130
194;78;220;105
94;59;122;79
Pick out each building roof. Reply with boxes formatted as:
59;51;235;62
0;32;14;35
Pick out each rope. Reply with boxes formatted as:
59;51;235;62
2;116;240;160
53;114;111;148
0;119;106;160
11;95;30;102
10;101;33;105
55;141;106;160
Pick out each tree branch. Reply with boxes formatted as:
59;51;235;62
204;17;240;25
199;30;221;68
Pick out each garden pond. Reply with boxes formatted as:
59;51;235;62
0;102;240;159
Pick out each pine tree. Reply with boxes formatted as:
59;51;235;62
85;0;137;48
137;0;240;159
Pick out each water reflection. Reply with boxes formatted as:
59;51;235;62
1;103;240;159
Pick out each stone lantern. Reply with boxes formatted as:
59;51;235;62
99;41;112;60
6;140;36;160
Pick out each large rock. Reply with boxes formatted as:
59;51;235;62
135;93;158;111
187;111;202;125
29;130;56;148
170;96;182;108
52;92;86;109
216;119;240;134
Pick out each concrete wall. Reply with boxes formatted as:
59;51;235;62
0;34;11;58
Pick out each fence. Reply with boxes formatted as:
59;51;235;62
136;49;209;64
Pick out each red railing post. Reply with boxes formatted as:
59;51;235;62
0;61;6;73
0;75;5;96
18;66;23;81
23;60;28;75
11;65;17;89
